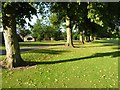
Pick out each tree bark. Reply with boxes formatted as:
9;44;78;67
81;30;85;44
93;36;96;41
87;34;92;42
65;15;74;47
3;7;23;68
79;32;82;43
90;35;92;41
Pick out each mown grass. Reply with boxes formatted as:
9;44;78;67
2;39;119;88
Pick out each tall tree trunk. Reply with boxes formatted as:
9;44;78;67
78;25;85;44
81;30;85;44
79;32;82;43
90;34;93;41
3;7;23;68
88;34;92;42
92;34;96;41
65;15;74;47
93;36;96;41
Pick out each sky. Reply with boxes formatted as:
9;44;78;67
25;12;51;30
26;15;38;25
25;15;38;29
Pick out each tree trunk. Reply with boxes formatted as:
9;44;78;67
81;30;85;44
65;15;74;47
92;34;96;41
3;8;23;68
87;34;92;42
79;32;82;43
84;36;87;42
93;36;96;41
90;35;92;41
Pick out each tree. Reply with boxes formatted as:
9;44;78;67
87;2;120;39
75;2;89;44
2;2;37;68
49;13;59;28
31;18;62;41
49;13;64;40
50;2;77;47
31;19;44;41
50;2;120;45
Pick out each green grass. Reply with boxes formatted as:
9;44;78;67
0;45;5;50
2;39;119;88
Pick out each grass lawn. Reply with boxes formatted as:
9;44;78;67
2;39;119;88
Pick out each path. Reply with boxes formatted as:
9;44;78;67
0;44;64;55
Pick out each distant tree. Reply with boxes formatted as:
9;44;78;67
31;19;44;41
49;13;59;28
32;18;62;41
49;13;63;40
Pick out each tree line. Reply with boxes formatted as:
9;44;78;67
2;2;120;68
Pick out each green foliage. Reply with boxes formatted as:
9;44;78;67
2;2;37;27
31;19;63;41
49;13;59;28
2;2;120;40
19;29;31;38
50;2;85;23
31;19;43;41
87;3;104;27
83;2;120;38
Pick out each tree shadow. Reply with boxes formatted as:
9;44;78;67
25;49;69;55
75;40;120;49
93;40;120;46
1;44;65;55
12;50;120;68
19;43;64;47
72;40;120;49
113;47;120;50
73;44;116;49
1;48;41;55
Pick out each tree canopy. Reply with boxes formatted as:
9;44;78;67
2;2;120;68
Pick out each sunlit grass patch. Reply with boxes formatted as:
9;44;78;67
2;40;119;88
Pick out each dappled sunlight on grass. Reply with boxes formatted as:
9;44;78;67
2;40;119;88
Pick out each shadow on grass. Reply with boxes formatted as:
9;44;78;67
19;43;64;47
74;39;120;49
1;44;65;55
73;44;117;49
93;39;120;46
2;48;42;55
113;47;120;50
26;49;69;55
78;44;116;48
18;50;120;67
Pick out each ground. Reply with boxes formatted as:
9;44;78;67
1;39;119;88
